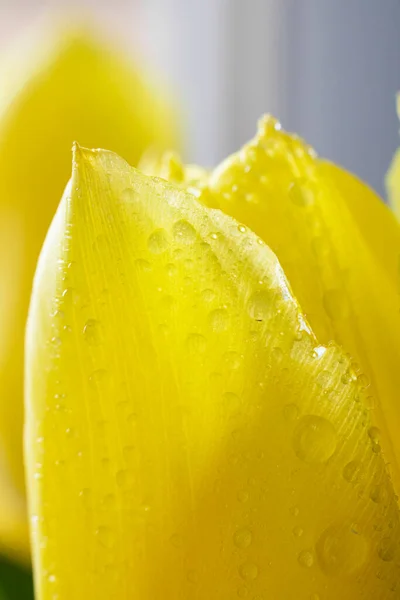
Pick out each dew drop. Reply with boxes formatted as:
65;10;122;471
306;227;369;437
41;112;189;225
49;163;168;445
323;289;350;320
79;488;92;509
173;219;196;245
316;370;331;388
208;308;229;331
293;415;337;463
238;225;246;233
343;461;361;483
201;288;215;303
378;537;396;562
368;426;380;442
237;585;248;598
239;562;258;581
147;229;169;254
316;522;369;576
293;526;304;538
83;319;101;345
237;490;249;503
298;550;314;568
234;527;253;549
248;291;270;321
368;427;381;453
186;333;207;354
341;370;354;385
120;187;135;203
370;484;386;504
165;263;177;277
135;258;152;272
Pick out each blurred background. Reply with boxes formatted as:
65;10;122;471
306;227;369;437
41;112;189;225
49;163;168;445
2;0;400;197
0;1;399;598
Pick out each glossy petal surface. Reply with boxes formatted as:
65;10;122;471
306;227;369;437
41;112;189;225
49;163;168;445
0;23;178;558
26;147;400;599
150;117;400;493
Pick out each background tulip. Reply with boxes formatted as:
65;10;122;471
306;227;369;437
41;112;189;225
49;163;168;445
0;20;179;561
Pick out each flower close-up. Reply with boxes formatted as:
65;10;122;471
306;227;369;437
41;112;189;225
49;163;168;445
0;4;399;600
25;117;400;599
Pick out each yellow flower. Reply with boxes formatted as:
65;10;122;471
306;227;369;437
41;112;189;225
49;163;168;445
26;121;400;599
0;22;178;562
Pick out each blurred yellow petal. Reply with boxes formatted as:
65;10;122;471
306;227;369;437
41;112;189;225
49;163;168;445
150;117;400;493
386;147;400;216
386;93;400;218
0;22;179;558
26;146;400;599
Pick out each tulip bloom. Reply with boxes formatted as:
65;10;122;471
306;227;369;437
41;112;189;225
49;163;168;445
0;22;178;560
26;119;400;599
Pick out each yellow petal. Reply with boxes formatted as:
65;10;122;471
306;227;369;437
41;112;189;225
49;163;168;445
0;22;179;558
386;93;400;218
155;116;400;493
26;145;400;599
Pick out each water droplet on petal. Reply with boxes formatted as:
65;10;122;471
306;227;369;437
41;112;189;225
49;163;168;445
83;319;101;345
343;461;361;483
208;308;229;331
239;562;258;580
378;537;397;562
120;188;135;203
186;333;207;354
234;527;253;549
289;180;314;207
316;522;369;576
298;550;314;568
173;219;196;244
201;288;215;303
148;229;169;254
248;291;270;321
293;415;337;463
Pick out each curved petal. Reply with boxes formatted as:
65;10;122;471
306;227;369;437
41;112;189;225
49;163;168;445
26;146;400;599
0;21;179;557
159;116;400;492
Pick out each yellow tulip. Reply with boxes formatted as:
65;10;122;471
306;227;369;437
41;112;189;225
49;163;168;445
26;124;400;599
0;22;178;561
